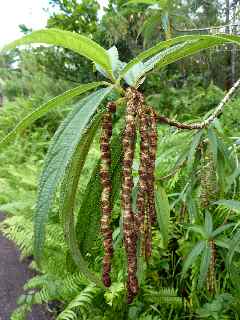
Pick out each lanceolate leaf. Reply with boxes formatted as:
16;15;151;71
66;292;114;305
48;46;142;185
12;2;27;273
187;130;203;170
211;223;235;238
198;243;211;289
214;200;240;211
124;43;188;87
1;28;113;79
204;211;213;237
226;166;240;192
34;87;112;263
96;46;121;79
207;128;218;166
155;183;170;249
61;112;103;287
142;42;187;73
227;229;240;269
76;160;101;253
188;225;207;239
120;34;240;79
123;62;145;87
182;240;205;275
154;39;220;70
0;82;108;149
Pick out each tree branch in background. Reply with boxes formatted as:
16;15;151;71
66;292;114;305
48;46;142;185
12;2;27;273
156;78;240;130
174;23;240;34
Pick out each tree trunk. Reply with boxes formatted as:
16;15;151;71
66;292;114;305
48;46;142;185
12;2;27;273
225;0;230;33
231;1;238;84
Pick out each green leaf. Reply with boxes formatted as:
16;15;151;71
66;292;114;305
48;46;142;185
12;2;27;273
226;166;240;192
0;82;107;149
142;42;187;74
204;211;213;237
95;46;121;79
124;42;187;86
214;200;240;211
76;160;101;254
1;28;113;79
108;46;121;75
187;130;203;170
139;12;161;45
61;112;103;287
182;240;205;275
227;229;240;269
154;39;220;70
207;128;218;166
155;183;170;248
56;284;100;320
216;138;234;193
211;223;235;238
198;243;211;289
123;62;145;87
34;87;112;263
188;225;207;239
120;34;240;79
215;239;230;249
161;11;171;39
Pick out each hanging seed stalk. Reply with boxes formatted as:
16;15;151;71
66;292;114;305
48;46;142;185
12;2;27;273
208;239;216;294
99;88;159;302
122;87;145;303
100;102;116;287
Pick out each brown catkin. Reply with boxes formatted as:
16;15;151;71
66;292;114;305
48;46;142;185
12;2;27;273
122;87;144;303
136;105;150;238
200;146;218;208
136;106;158;259
147;109;158;225
100;102;116;287
208;240;216;293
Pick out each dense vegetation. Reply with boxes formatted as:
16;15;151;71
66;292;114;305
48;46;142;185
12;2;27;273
1;1;240;319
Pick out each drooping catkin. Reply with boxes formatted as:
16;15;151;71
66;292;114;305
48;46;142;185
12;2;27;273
207;240;216;294
100;101;116;287
136;105;150;238
145;109;158;226
122;87;144;303
136;106;158;259
200;145;218;208
136;105;150;258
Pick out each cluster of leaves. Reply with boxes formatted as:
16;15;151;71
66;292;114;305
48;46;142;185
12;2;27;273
0;2;240;319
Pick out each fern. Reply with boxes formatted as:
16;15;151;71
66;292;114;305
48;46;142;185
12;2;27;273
0;216;34;259
56;284;100;320
10;305;31;320
143;287;183;307
20;272;89;311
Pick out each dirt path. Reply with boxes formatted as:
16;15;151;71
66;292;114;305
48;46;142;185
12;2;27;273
0;212;51;320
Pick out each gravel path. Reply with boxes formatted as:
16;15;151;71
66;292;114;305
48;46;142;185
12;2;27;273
0;212;51;320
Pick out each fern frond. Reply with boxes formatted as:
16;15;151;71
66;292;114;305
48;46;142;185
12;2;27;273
10;305;31;320
0;216;33;258
56;284;100;320
144;287;183;307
